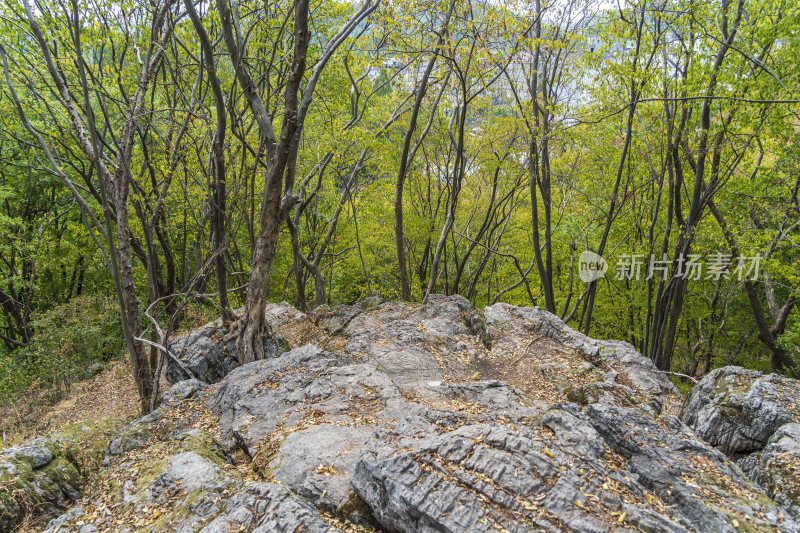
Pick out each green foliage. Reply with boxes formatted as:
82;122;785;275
0;296;123;402
779;317;800;379
0;0;798;401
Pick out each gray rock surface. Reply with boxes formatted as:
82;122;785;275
198;482;341;533
42;507;83;532
165;302;297;385
746;423;800;520
270;424;375;523
165;327;240;385
339;294;484;386
105;409;165;460
483;303;676;414
681;366;800;455
41;384;338;533
681;366;800;522
352;400;794;533
0;438;82;530
22;298;800;532
161;378;208;406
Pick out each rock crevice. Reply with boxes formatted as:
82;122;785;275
3;296;799;532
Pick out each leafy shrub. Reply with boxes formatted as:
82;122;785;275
779;316;800;379
0;295;123;403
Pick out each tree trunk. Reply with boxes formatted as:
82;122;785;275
394;1;454;301
230;0;311;363
236;177;285;363
220;0;379;360
185;0;231;321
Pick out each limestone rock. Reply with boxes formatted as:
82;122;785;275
165;327;239;385
681;366;800;455
161;378;208;406
352;403;793;533
0;438;81;530
483;303;676;414
681;366;800;522
26;298;800;532
165;302;300;386
746;423;800;520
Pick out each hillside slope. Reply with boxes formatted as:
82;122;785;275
2;295;799;532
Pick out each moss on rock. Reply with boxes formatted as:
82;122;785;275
0;417;126;531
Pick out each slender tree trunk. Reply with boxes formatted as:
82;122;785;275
709;201;797;374
528;0;554;312
425;100;466;303
218;0;379;361
649;0;743;370
185;0;231;321
231;0;311;363
288;219;308;312
394;0;455;301
17;0;174;412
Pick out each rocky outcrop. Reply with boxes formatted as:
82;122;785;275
164;326;239;385
681;366;800;456
0;438;81;529
681;366;800;520
41;375;337;533
165;327;289;386
748;423;800;520
0;420;119;532
165;302;296;385
20;297;800;531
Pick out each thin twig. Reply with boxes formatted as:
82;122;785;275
134;336;198;381
657;370;699;384
510;335;543;365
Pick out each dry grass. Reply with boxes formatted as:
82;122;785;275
1;359;139;448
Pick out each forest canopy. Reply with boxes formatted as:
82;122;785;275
0;0;798;414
